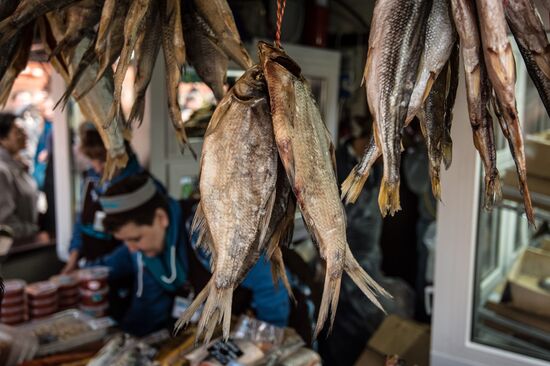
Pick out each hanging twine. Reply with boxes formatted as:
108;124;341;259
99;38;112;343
275;0;287;48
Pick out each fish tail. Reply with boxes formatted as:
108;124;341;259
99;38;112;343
175;128;197;159
483;170;502;210
518;173;536;228
128;93;146;127
269;248;295;302
341;166;369;204
174;280;211;335
345;249;391;306
102;153;129;182
429;165;442;201
196;284;234;343
378;179;401;217
313;265;342;339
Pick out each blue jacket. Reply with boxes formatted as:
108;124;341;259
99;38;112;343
69;156;143;253
91;198;290;336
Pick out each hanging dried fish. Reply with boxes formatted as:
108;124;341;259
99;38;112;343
48;0;102;62
182;0;228;101
406;0;457;124
0;22;34;106
160;0;194;156
259;42;390;338
450;0;501;210
176;65;277;343
128;4;161;126
505;0;550;119
193;0;253;70
364;0;431;216
442;42;460;169
476;0;534;225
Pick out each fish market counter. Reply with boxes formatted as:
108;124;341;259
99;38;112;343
0;310;320;366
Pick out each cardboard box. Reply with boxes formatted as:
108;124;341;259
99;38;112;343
540;238;550;252
525;130;550;180
508;248;550;318
354;315;431;366
502;169;550;212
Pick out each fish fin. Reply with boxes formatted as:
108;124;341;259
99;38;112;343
269;248;295;302
345;248;390;307
341;166;369;204
174;280;211;335
259;187;278;247
102;152;129;182
421;73;436;105
483;170;502;210
183;282;234;343
378;179;401;217
442;138;452;170
313;264;342;339
429;165;442;201
128;92;146;127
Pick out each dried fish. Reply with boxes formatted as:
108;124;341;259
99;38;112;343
259;42;389;338
182;1;228;101
161;0;194;156
450;0;501;209
504;0;550;79
128;2;161;126
442;42;460;170
505;0;550;118
476;0;534;225
175;65;277;343
193;0;253;69
407;0;457;123
364;0;431;216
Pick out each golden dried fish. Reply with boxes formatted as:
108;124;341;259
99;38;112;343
476;0;534;225
106;0;153;132
450;0;501;209
128;5;161;126
505;0;550;118
0;0;79;46
0;22;34;106
341;134;381;204
442;42;460;169
193;0;253;69
49;0;101;62
176;65;277;343
40;13;129;180
406;0;457;123
264;161;296;297
95;0;117;56
418;58;447;200
182;1;228;101
94;0;129;86
161;0;194;156
504;0;550;79
259;42;389;338
365;0;431;216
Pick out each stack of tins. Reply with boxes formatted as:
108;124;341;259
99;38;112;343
77;267;109;317
1;280;27;325
25;282;59;319
50;274;80;310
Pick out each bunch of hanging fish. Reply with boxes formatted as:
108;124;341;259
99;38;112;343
342;0;550;227
174;42;391;343
0;0;253;178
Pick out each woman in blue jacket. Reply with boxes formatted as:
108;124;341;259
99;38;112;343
92;173;290;336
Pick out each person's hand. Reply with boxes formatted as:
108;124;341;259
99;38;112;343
61;250;80;274
35;231;51;243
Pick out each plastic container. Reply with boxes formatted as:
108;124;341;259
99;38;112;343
1;304;25;317
29;304;58;319
59;294;80;307
18;309;109;356
25;282;58;301
79;286;109;306
78;267;109;291
59;287;80;299
0;296;24;307
28;296;58;309
3;280;26;301
79;302;108;318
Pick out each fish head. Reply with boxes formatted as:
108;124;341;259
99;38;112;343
231;64;266;101
257;41;301;78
